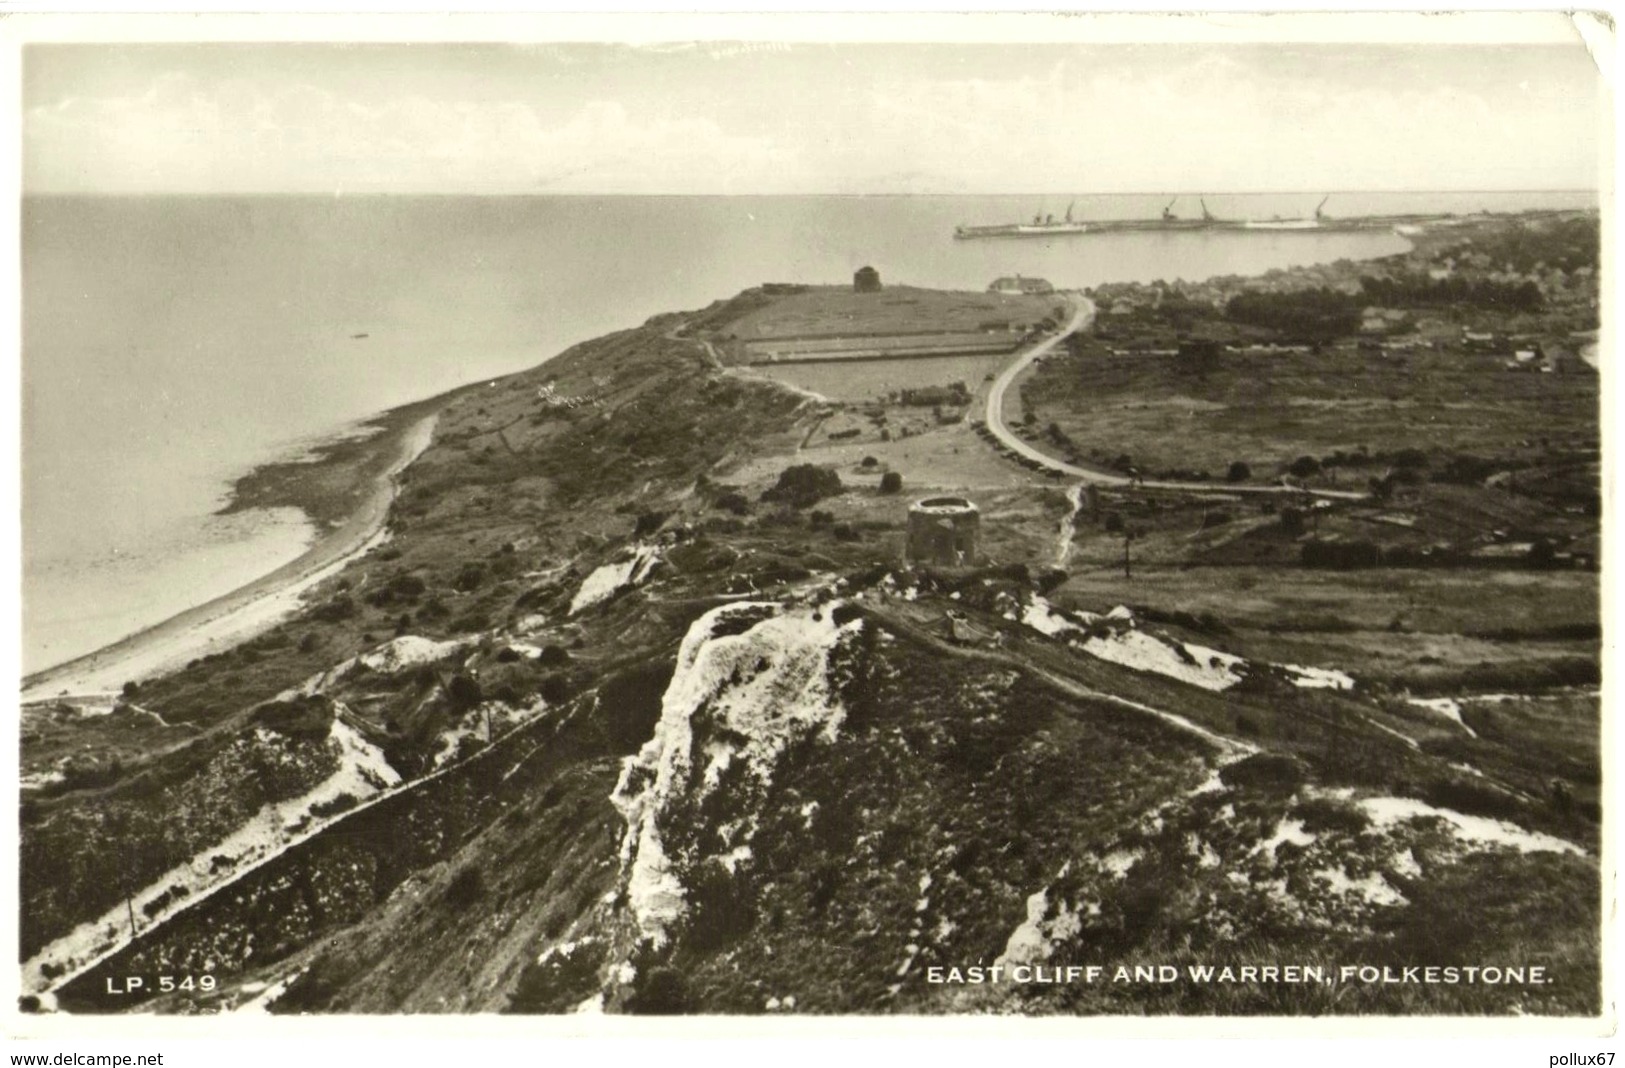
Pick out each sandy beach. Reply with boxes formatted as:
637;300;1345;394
21;413;439;705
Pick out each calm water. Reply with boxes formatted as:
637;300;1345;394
20;190;1595;673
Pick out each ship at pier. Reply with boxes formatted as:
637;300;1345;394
953;196;1375;239
954;200;1091;239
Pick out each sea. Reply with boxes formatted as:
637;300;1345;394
20;190;1597;675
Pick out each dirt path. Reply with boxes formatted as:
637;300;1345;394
872;604;1255;761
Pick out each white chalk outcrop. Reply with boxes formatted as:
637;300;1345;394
571;544;664;615
611;601;860;947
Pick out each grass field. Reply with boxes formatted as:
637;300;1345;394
1024;338;1598;483
752;353;1010;403
723;285;1059;344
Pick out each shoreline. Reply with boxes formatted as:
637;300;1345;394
21;412;440;705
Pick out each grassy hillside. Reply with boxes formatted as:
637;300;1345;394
22;226;1603;1017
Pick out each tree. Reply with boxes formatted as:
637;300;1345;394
447;673;483;712
539;673;571;704
1288;455;1321;479
879;471;903;495
1527;539;1557;569
1226;461;1251;483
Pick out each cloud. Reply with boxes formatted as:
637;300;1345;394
25;72;799;193
841;52;1598;192
23;48;1600;194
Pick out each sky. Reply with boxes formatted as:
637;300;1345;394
20;29;1609;195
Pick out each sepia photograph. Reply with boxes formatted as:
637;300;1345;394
7;10;1615;1036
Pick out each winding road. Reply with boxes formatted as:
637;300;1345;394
982;294;1365;500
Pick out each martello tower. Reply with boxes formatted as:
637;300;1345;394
905;497;980;567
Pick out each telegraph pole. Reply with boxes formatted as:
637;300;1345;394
118;821;138;938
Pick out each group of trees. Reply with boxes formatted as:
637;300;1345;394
1300;537;1567;571
762;462;901;507
1224;287;1362;342
1358;273;1543;313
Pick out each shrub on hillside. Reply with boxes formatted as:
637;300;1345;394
762;464;843;509
389;573;427;599
879;471;903;495
445;866;485;909
1421;776;1527;823
1288;455;1321;478
633;511;670;538
1219;752;1309;793
627;968;690;1015
454;563;486;593
1035;568;1069;595
684;864;757;953
713;491;751;516
251;694;335;740
312;593;356;623
447;673;484;712
1293;795;1371;835
451;608;490;633
538;673;571;706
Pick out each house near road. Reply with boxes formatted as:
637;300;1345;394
1359;307;1412;335
989;275;1055;296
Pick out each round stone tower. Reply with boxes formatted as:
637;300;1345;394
906;496;980;567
